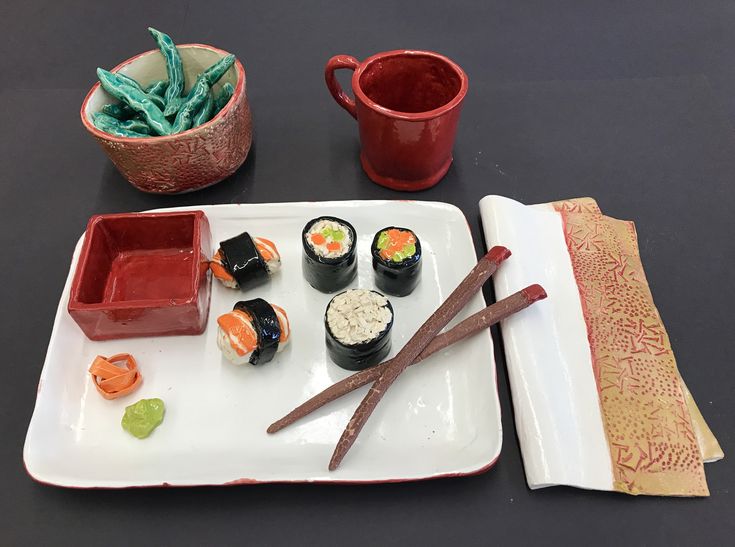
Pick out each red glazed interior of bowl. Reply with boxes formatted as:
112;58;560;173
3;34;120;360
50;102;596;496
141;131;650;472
359;54;462;113
68;211;212;340
75;214;198;305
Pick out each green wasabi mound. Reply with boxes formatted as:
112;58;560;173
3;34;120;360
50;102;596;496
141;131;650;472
121;398;165;439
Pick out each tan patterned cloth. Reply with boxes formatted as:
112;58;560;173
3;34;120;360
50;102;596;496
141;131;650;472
550;198;717;496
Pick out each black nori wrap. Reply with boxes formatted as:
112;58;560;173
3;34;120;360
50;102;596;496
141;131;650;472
324;291;394;371
302;216;357;293
233;298;281;365
371;227;422;297
219;232;269;291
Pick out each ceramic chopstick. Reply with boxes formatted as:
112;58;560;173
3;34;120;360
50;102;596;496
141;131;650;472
328;246;511;470
268;284;546;434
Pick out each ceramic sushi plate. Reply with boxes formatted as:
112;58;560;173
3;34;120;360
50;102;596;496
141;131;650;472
24;200;501;487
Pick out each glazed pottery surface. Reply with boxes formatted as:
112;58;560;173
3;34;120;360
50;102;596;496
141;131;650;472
25;201;500;487
325;50;468;191
81;45;252;194
67;211;212;340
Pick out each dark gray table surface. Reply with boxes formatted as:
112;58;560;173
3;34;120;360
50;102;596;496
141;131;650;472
1;1;733;545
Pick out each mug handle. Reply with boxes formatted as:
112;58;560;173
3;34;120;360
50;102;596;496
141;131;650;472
325;55;360;119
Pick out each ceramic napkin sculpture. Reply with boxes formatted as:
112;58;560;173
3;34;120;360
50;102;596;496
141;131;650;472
479;196;723;497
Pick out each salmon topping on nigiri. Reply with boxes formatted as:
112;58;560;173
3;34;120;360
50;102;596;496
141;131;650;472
209;235;281;289
210;249;238;287
217;310;259;356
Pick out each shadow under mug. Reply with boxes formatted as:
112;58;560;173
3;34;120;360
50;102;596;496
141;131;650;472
325;50;468;191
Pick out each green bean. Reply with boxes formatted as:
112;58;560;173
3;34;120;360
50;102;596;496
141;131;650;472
115;72;145;92
117;117;153;135
113;73;165;109
148;28;184;115
94;112;153;135
92;113;148;138
145;80;169;97
121;120;153;135
159;54;235;119
118;89;165;111
165;97;184;118
101;103;135;120
192;92;214;128
202;54;236;86
94;112;121;124
172;75;210;133
120;84;165;110
97;68;173;135
214;82;234;112
149;93;165;110
104;72;166;110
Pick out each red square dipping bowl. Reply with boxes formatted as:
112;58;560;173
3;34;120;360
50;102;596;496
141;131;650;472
68;211;212;341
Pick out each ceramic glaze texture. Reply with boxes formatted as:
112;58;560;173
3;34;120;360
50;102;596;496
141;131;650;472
325;51;467;191
67;211;212;340
25;201;500;487
81;45;252;194
553;201;708;496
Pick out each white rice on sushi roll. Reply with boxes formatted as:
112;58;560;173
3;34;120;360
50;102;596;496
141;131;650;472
324;289;394;371
305;218;353;259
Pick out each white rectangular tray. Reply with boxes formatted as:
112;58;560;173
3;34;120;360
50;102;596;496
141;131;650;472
24;200;501;487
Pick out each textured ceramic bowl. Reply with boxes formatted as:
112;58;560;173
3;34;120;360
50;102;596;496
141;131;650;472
81;44;252;194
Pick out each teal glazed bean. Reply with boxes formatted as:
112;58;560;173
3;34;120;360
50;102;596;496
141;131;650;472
115;72;145;92
113;73;166;109
148;28;184;115
145;80;169;97
94;112;153;135
146;92;166;111
214;82;235;112
97;68;173;135
101;103;135;120
94;112;125;125
120;118;153;135
202;54;236;86
171;75;210;133
192;92;214;128
165;97;184;118
92;113;147;138
104;74;165;110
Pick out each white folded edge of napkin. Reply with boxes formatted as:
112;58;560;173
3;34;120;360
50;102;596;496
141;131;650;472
479;195;614;491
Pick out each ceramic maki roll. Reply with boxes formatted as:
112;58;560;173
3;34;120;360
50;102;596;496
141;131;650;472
325;289;394;371
216;299;291;365
302;216;357;293
210;233;281;290
371;227;422;296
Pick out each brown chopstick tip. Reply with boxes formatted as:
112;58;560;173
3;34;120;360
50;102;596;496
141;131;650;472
522;284;547;303
485;245;511;264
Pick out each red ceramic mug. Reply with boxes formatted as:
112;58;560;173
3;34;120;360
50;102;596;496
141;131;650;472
325;50;468;191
